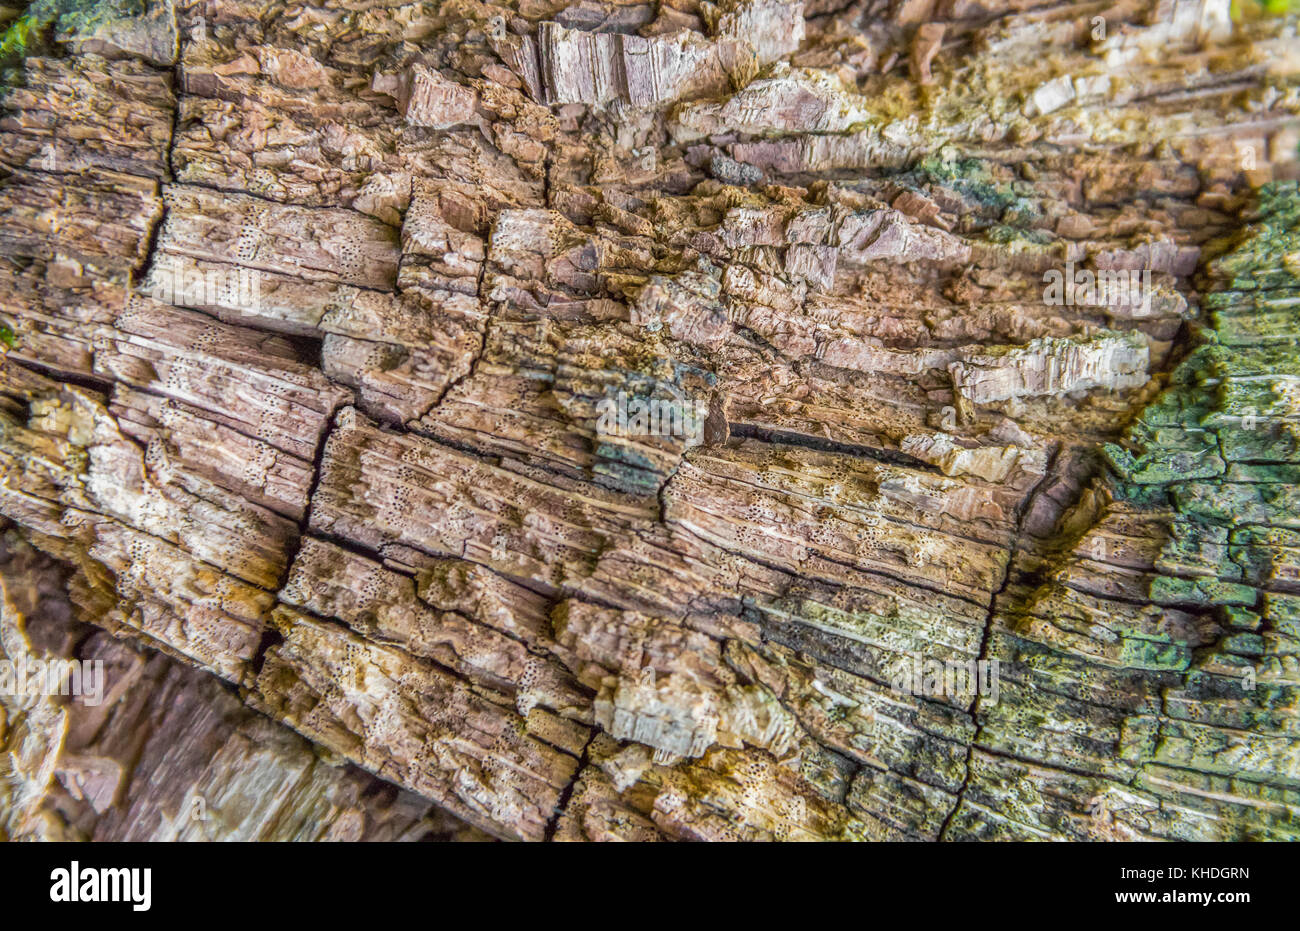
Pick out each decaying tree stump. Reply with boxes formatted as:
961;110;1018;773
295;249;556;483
0;0;1298;841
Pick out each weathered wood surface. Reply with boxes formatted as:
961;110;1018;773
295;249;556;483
0;527;491;840
0;0;1298;840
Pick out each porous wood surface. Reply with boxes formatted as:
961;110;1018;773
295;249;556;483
0;0;1298;840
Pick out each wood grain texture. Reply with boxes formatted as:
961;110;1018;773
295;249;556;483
0;0;1298;840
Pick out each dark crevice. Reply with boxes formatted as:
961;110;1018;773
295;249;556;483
274;398;349;594
543;728;595;842
728;421;940;472
4;354;114;394
938;444;1060;840
247;625;284;679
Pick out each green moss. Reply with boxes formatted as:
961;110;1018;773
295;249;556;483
1226;462;1300;483
1149;575;1258;607
1108;186;1300;495
0;9;54;77
1232;0;1300;21
985;224;1052;245
1221;631;1265;656
1206;183;1300;297
0;323;13;348
1154;521;1235;579
1173;481;1300;527
1107;480;1170;508
1100;183;1300;694
1104;442;1225;484
55;0;145;33
1221;605;1262;630
1116;637;1191;671
0;0;144;81
897;152;1044;232
1264;592;1300;625
913;154;998;190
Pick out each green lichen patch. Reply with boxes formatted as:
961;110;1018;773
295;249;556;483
1093;184;1300;706
0;0;150;82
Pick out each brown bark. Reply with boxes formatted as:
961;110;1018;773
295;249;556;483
0;0;1298;840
